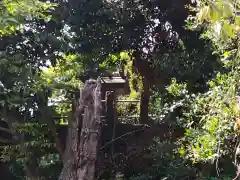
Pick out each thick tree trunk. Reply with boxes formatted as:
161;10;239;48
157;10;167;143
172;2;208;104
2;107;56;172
59;78;102;180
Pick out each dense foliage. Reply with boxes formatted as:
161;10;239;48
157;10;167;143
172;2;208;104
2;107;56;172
1;0;240;179
181;0;240;170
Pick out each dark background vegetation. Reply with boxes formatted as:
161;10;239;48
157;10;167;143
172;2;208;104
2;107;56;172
0;0;240;179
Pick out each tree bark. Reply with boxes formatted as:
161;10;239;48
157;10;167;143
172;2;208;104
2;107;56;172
59;78;102;180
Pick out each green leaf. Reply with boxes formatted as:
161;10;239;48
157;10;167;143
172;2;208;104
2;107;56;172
222;21;234;38
223;51;231;57
222;3;233;18
198;6;210;22
209;81;215;88
236;16;240;26
209;3;222;22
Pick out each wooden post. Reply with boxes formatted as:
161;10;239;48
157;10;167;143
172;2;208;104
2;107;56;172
101;91;116;179
140;76;150;124
105;91;115;152
58;78;102;180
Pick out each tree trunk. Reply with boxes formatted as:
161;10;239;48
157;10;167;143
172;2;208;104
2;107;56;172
59;78;102;180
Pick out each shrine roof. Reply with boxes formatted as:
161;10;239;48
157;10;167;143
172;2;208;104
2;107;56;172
100;76;126;84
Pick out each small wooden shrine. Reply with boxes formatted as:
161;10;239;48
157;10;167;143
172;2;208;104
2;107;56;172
100;74;129;97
